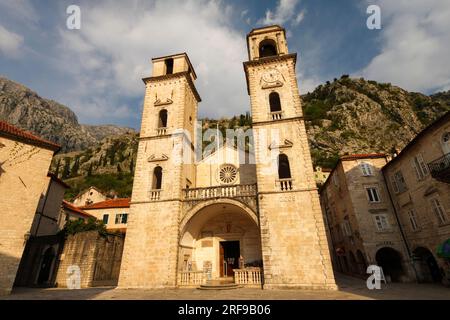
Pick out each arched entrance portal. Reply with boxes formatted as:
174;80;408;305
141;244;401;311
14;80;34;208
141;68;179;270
179;201;262;282
375;247;404;282
413;247;442;283
37;247;56;285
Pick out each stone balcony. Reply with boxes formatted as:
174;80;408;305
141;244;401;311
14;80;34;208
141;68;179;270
428;152;450;184
182;183;258;212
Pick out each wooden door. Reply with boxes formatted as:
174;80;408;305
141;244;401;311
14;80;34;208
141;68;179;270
219;243;224;277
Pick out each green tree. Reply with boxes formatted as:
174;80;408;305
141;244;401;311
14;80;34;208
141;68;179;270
62;157;71;179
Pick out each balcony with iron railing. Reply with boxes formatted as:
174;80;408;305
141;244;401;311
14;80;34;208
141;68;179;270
428;153;450;183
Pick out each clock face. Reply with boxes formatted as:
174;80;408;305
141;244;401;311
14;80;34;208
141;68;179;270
262;68;281;83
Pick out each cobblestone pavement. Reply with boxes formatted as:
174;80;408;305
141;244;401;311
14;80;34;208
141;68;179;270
2;274;449;300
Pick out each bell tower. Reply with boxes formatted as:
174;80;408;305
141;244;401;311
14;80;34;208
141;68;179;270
118;53;199;288
244;25;336;289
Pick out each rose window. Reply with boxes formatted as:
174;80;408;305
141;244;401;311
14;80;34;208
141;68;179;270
219;164;238;184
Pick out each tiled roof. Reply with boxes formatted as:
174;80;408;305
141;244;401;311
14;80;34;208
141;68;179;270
340;153;386;161
0;120;60;151
80;198;131;210
62;200;95;219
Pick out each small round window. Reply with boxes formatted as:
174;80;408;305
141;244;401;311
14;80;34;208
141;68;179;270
218;164;238;184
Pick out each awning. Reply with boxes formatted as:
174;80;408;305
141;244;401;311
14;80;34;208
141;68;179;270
437;239;450;258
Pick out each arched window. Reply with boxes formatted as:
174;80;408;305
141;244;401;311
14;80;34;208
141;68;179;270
152;166;162;190
259;39;278;58
269;92;281;112
158;109;168;128
278;154;291;179
165;58;174;75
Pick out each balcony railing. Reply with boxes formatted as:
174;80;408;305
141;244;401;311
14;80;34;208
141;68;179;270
178;271;207;287
156;127;167;135
234;268;262;286
270;111;283;120
276;178;294;191
148;189;161;201
183;184;257;200
428;153;450;183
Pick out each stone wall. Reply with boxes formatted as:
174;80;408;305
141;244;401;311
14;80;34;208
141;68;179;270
55;231;124;288
0;137;54;295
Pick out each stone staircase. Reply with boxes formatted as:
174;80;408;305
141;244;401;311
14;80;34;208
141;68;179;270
198;279;241;290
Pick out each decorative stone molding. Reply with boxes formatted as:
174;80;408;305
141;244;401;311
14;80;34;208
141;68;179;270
268;139;293;150
147;154;169;162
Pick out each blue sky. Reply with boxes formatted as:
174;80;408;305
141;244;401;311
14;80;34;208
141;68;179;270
0;0;449;130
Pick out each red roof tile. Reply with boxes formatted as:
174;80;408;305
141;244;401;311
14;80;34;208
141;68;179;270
79;198;131;210
62;200;95;219
340;153;386;161
0;120;60;151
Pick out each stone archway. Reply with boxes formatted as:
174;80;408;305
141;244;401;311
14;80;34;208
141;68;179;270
178;200;262;284
413;247;442;283
375;247;404;282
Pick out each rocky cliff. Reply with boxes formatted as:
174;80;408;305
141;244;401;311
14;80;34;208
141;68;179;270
0;77;135;152
302;76;450;168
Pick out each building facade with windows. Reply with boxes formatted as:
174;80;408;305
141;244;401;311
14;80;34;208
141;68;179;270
80;198;130;233
382;111;450;284
117;25;336;290
319;154;415;282
0;120;60;295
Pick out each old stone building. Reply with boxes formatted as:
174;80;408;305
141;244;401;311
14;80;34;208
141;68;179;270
62;200;95;222
72;186;107;206
118;25;336;289
383;111;450;284
0;120;60;295
320;154;416;282
80;198;130;233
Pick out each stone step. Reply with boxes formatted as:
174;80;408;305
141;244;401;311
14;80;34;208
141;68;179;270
198;282;241;290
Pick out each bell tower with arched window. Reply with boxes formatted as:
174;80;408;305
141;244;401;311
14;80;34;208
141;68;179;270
119;52;200;289
244;25;336;289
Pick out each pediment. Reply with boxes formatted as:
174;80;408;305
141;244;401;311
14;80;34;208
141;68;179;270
147;154;169;162
269;139;293;150
424;185;439;197
154;98;173;106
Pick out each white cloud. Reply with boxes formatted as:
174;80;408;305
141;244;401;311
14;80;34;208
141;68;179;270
359;0;450;93
0;25;24;58
292;10;306;26
0;0;38;24
52;0;249;123
257;0;304;26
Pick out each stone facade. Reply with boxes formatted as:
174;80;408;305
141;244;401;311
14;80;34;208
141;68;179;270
0;121;59;295
79;198;130;230
118;25;336;290
72;186;107;206
320;154;415;282
29;174;68;237
382;112;450;283
55;231;124;288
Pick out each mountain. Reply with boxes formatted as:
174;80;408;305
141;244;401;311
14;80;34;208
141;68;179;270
0;77;135;152
302;76;450;168
2;75;449;197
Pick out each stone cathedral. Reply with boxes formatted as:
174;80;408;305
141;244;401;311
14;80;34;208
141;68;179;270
118;25;336;290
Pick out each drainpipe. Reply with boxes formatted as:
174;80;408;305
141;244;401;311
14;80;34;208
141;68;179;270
381;170;419;283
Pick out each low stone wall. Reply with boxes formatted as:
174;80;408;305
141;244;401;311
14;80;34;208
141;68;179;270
55;231;124;288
